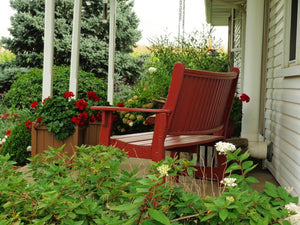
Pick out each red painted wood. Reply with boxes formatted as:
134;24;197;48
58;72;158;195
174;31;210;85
91;62;239;184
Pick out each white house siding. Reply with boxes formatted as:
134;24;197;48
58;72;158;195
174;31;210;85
264;0;300;197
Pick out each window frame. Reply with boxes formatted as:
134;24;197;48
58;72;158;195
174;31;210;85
284;0;300;68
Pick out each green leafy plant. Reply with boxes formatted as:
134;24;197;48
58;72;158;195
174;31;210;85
0;143;297;224
3;66;107;109
0;122;31;166
113;96;155;135
27;91;108;140
0;48;15;63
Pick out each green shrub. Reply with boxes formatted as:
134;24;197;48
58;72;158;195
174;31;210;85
0;144;297;224
0;48;15;63
3;65;107;109
0;121;31;166
0;61;30;93
114;52;145;85
0;106;31;138
123;28;230;107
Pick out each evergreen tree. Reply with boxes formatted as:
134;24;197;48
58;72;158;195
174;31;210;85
1;0;142;78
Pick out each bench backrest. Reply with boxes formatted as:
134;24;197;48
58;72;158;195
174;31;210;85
164;63;239;136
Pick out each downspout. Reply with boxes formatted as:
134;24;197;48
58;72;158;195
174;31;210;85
241;0;267;159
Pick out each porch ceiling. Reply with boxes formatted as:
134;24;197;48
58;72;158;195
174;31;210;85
204;0;246;26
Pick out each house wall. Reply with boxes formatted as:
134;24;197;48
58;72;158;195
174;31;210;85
264;0;300;197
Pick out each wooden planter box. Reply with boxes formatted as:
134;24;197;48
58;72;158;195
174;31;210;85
83;121;101;146
31;125;85;158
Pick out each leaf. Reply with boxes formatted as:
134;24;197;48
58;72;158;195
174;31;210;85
219;209;228;221
148;209;171;225
245;176;259;183
225;162;241;173
187;166;196;177
239;151;250;162
242;160;253;170
264;182;279;198
282;220;292;225
244;164;257;175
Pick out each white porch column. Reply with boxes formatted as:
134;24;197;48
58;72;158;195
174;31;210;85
42;0;55;100
241;0;266;158
69;0;82;98
107;0;117;105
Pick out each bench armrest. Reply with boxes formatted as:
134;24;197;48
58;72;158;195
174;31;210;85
91;106;171;114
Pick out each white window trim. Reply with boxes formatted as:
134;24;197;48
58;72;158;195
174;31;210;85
282;0;300;76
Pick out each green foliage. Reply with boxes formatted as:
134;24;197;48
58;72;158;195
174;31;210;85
0;121;31;166
0;144;297;224
2;0;141;79
3;65;107;109
0;48;15;63
117;27;230;110
0;61;30;93
113;95;154;134
0;106;31;137
148;28;229;73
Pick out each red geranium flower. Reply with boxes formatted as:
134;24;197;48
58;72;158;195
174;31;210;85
113;115;118;122
117;102;125;107
36;116;43;123
5;130;11;136
75;99;88;110
87;91;96;99
89;114;96;123
64;91;75;98
25;120;33;131
93;95;100;101
239;93;250;103
42;97;51;105
71;116;79;125
96;113;102;121
31;101;38;109
71;111;89;126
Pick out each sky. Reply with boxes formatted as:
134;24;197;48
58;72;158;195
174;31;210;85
0;0;228;47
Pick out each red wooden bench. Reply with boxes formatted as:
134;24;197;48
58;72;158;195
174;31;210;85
91;63;239;183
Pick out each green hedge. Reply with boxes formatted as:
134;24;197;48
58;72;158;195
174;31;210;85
3;66;107;109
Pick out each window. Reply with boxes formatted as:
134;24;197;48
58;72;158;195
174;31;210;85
280;0;300;76
289;0;298;61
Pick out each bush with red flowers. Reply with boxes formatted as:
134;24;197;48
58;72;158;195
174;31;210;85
28;91;108;140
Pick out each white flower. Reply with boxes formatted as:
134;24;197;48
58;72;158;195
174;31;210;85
128;122;133;127
226;196;235;202
220;177;237;187
157;164;171;177
284;186;294;194
0;138;6;145
215;141;236;155
27;146;32;152
148;67;157;74
285;203;300;214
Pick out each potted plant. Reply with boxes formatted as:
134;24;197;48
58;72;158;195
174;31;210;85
27;91;108;157
227;93;250;137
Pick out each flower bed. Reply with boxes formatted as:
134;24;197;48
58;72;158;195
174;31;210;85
0;143;297;224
